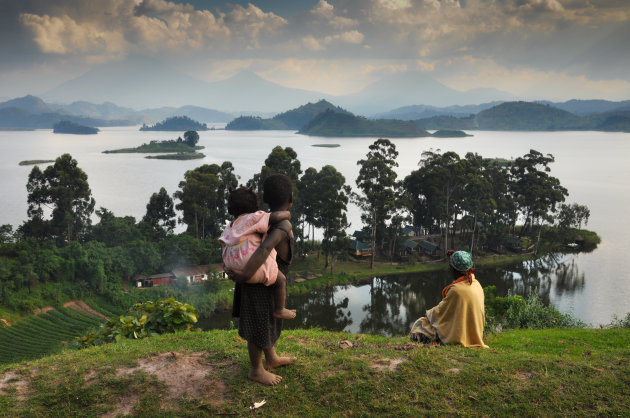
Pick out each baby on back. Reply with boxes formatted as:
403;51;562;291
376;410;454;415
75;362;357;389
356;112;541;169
219;185;296;320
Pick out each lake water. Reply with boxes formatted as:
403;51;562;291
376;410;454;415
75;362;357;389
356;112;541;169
1;127;629;327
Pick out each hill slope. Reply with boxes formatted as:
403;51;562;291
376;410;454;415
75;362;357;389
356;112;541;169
299;110;430;137
0;328;628;416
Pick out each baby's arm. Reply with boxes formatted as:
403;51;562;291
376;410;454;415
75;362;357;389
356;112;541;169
226;227;285;284
269;210;290;226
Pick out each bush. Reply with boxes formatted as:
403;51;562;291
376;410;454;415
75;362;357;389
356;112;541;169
484;286;585;333
76;298;199;348
603;312;630;329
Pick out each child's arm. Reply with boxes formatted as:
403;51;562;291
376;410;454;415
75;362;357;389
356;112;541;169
269;210;290;225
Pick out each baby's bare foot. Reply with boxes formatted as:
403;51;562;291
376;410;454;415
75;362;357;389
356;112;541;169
248;368;283;386
266;355;297;370
273;308;297;320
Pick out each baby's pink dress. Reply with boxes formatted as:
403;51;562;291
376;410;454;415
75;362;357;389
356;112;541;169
219;211;278;285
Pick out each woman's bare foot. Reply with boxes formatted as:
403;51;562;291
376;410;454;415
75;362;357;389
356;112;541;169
248;368;283;386
273;308;297;320
265;355;297;370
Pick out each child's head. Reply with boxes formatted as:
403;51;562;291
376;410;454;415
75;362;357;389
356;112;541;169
263;174;293;210
227;185;258;217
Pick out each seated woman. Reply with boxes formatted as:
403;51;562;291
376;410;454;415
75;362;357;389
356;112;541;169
410;250;488;348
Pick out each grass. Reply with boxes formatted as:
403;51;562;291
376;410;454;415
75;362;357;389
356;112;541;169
0;327;628;416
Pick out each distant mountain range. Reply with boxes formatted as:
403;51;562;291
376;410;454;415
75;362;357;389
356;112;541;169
416;101;630;132
0;95;234;129
34;56;520;114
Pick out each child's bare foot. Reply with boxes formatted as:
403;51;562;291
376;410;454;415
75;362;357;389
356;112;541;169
273;308;296;320
248;368;283;386
266;355;297;370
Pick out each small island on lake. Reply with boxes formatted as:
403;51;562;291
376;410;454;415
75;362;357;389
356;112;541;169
431;129;473;138
53;120;99;135
140;116;208;131
311;144;340;147
103;130;204;157
145;152;205;160
18;159;55;166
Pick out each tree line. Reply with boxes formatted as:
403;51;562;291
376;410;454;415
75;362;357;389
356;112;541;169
1;139;589;313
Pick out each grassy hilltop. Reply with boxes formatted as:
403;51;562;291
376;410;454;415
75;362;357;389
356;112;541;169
1;327;629;416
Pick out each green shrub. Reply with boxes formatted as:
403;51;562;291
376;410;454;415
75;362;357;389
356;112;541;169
484;286;585;333
604;312;630;329
76;298;199;348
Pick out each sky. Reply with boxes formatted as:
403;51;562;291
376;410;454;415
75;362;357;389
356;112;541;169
1;0;629;101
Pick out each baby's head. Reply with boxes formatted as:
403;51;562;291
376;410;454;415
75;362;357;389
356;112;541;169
263;174;293;211
227;185;258;217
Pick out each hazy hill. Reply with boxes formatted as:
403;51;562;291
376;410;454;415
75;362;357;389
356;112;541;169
299;109;430;137
225;116;287;130
50;101;138;121
41;57;324;113
0;106;132;129
0;95;52;114
53;120;99;135
336;71;514;115
542;99;630;116
476;102;585;130
415;114;477;130
375;102;501;120
142;105;233;124
140;116;208;131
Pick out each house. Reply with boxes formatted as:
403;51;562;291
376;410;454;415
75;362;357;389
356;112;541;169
419;240;439;257
348;240;372;258
137;272;175;288
401;225;421;237
172;265;209;284
395;239;418;259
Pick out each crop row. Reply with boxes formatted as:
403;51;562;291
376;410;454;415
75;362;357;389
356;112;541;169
0;308;105;365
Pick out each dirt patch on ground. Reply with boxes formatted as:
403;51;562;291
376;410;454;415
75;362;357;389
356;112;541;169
0;369;35;400
63;300;109;320
369;357;408;372
110;351;228;415
517;371;533;381
33;306;54;315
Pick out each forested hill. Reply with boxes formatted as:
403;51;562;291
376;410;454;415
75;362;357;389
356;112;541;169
140;116;208;131
299;110;430;137
225;99;351;131
273;99;352;130
415;101;630;131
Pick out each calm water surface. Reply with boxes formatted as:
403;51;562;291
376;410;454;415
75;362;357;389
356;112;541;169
1;127;629;327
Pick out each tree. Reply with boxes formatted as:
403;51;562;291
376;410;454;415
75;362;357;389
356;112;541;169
174;163;238;239
142;187;176;233
510;150;568;235
183;130;199;147
557;203;590;229
24;154;95;243
311;165;351;270
355;139;399;267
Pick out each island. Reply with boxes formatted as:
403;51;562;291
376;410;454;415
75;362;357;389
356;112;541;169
431;129;472;138
145;153;205;160
225;99;352;131
140;116;208;131
18;159;55;166
103;131;204;156
298;109;430;138
53;120;99;135
311;144;340;148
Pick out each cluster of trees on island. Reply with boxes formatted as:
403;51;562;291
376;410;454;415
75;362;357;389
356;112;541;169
1;140;592;316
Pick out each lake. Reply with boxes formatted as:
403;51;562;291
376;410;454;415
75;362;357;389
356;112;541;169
1;127;629;327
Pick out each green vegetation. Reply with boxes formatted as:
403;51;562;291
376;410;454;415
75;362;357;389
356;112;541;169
145;152;205;160
431;129;472;137
76;298;199;348
18;160;54;166
225;116;287;130
416;114;477;130
299;109;430;137
0;307;103;364
140;116;208;131
0;327;628;416
311;144;340;147
52;120;99;135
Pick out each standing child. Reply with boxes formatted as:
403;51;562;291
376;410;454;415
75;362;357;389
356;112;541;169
220;186;296;320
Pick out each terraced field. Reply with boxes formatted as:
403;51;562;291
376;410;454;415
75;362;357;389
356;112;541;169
0;307;105;365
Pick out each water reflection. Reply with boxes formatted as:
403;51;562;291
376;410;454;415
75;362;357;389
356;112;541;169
200;254;588;336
